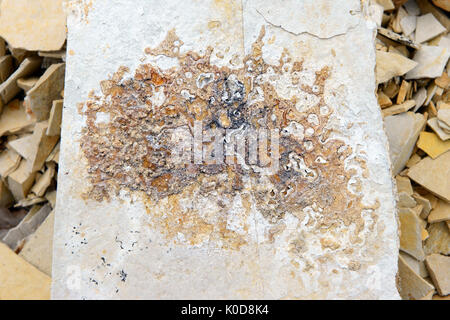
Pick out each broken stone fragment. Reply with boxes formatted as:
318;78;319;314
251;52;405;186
398;191;418;208
413;193;433;219
407;151;450;202
412;87;427;112
437;109;450;126
406;46;450;80
404;0;421;16
0;0;66;52
0;100;36;136
17;77;39;93
0;242;50;300
424;222;450;255
376;0;395;10
46;100;63;136
382;99;416;117
30;163;55;197
25;63;65;121
415;13;446;43
384;112;425;175
428;117;450;141
19;210;54;276
427;199;450;223
399;207;426;260
398;254;435;300
425;254;450;296
1;203;52;250
0;148;21;178
417;131;450;158
376;51;418;84
396;175;414;195
400;251;429;278
0;57;42;106
400;15;417;37
378;90;393;108
7;159;37;201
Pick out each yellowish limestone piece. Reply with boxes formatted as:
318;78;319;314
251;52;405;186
425;254;450;296
428;117;450;141
408;151;450;202
0;100;36;136
399;207;426;261
7;159;37;201
46;100;63;136
424;222;450;255
19;210;54;276
382;99;416;117
376;51;418;84
0;57;42;105
0;242;51;300
0;0;66;52
25;63;65;121
427;199;450;223
398;255;435;300
417;131;450;159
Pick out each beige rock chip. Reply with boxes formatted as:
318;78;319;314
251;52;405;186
424;222;450;255
17;77;39;93
412;87;427;112
46;100;63;136
0;242;50;300
0;99;36;136
45;142;60;164
7;159;37;201
385;112;425;175
30;163;55;197
376;51;418;84
428;117;450;141
1;203;52;250
396;175;414;195
417;131;450;159
425;254;450;296
405;0;421;16
7;133;34;159
0;0;66;51
0;148;21;178
400;15;417;37
45;190;56;209
397;80;411;104
382;99;416;117
378;90;393;108
407;151;450;202
435;72;450;90
415;13;446;43
0;180;13;207
19;210;54;276
399;207;426;261
398;254;435;300
400;251;429;278
14;196;46;208
25;63;65;121
406;153;422;168
406;45;450;80
398;191;417;208
0;55;13;85
427;199;450;223
0;57;42;105
412;193;433;219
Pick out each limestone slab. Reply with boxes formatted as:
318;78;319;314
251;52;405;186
52;0;400;300
415;13;446;44
376;51;418;84
424;222;450;255
428;117;450;141
0;0;66;52
0;100;36;137
0;242;51;300
417;131;450;158
399;207;426;260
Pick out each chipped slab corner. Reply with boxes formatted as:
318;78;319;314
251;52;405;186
52;0;400;299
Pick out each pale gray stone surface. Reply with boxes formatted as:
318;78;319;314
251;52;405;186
52;0;400;299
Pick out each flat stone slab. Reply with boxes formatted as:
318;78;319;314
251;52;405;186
53;0;400;299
